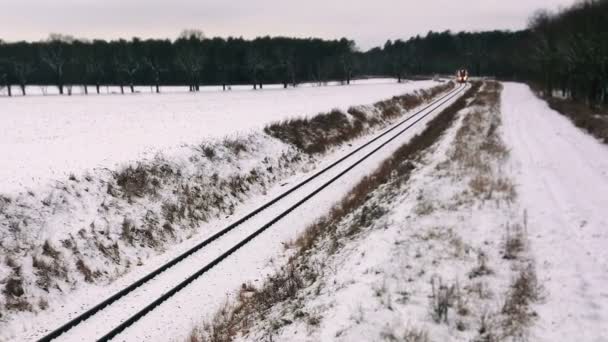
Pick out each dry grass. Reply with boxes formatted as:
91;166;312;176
503;223;525;260
265;82;456;155
468;250;494;279
114;163;174;199
193;263;306;342
448;82;516;206
382;326;430;342
500;264;542;339
429;276;460;324
264;109;358;154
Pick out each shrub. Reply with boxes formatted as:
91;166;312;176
265;82;456;155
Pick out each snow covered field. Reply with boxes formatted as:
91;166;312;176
188;81;608;342
0;78;436;193
189;82;525;342
4;80;604;341
502;83;608;341
0;80;452;341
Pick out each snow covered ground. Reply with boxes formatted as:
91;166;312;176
190;81;606;342
0;78;435;193
501;83;608;341
7;80;605;342
37;87;465;342
0;80;451;341
188;82;608;342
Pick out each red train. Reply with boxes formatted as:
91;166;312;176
456;69;469;83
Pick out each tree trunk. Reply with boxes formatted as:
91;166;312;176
58;83;64;95
6;84;12;97
222;83;226;91
120;84;125;94
156;83;160;93
20;84;26;96
259;82;263;89
96;83;100;94
130;83;135;93
590;78;600;107
253;83;257;90
84;84;88;95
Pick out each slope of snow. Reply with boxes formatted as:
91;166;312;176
192;82;533;342
102;84;466;342
0;79;436;193
0;81;450;341
501;83;608;341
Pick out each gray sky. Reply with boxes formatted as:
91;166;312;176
1;0;577;50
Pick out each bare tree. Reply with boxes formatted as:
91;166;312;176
144;57;164;93
0;73;10;97
41;42;67;95
86;59;105;94
247;51;265;90
0;60;13;96
14;62;33;96
112;56;126;94
118;54;140;94
176;48;203;91
341;54;352;85
276;48;297;88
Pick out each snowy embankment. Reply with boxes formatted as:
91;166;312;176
191;82;545;341
190;81;608;342
501;83;608;341
0;80;450;340
0;78;433;193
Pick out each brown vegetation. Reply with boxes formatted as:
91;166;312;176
545;97;608;144
264;82;455;154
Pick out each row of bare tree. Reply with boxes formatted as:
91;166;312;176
0;31;355;96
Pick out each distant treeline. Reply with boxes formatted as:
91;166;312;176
369;0;607;107
0;32;356;95
1;0;606;106
526;0;607;106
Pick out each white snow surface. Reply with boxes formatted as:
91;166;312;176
0;79;435;194
222;83;524;342
501;83;608;341
103;85;466;342
0;80;453;341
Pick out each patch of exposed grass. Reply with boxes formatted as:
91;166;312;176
265;82;455;154
429;276;460;324
500;264;542;338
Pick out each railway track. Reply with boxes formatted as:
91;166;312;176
36;83;466;342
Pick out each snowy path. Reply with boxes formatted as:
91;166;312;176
501;83;608;342
21;86;466;342
0;79;436;194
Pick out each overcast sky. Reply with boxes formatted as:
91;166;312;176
1;0;577;50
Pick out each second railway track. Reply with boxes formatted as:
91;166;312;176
35;83;467;342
